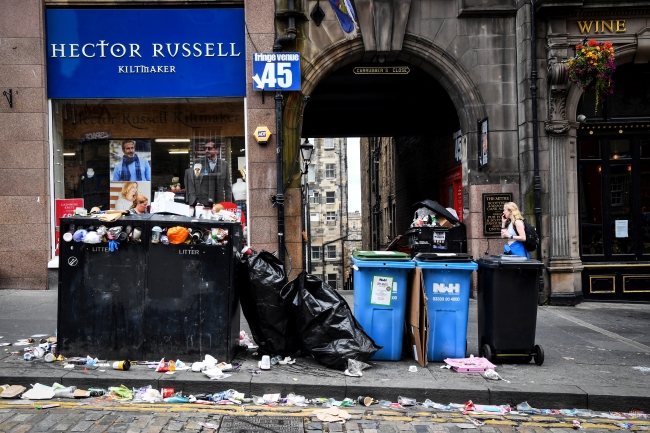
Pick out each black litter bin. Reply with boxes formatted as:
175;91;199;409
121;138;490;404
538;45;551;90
405;200;467;258
476;255;545;365
144;215;242;361
58;215;151;359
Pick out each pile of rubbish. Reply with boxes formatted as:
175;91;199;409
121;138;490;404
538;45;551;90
236;250;380;370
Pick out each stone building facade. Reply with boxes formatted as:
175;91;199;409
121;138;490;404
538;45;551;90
3;0;650;303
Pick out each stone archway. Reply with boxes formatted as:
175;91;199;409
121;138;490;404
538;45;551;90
301;34;486;135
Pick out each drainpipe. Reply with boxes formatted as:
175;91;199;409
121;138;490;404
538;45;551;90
272;0;297;261
530;0;542;261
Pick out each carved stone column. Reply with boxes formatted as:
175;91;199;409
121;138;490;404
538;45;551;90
544;60;584;305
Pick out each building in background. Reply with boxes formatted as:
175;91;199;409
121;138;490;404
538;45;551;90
308;138;348;290
343;210;363;289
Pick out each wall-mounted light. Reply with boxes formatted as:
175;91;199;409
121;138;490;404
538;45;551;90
168;150;189;154
577;114;586;123
63;152;76;156
156;138;191;143
300;138;314;165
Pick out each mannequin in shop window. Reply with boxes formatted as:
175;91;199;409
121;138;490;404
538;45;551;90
232;176;247;219
184;140;232;206
76;167;104;209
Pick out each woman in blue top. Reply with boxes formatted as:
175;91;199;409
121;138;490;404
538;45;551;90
500;202;530;258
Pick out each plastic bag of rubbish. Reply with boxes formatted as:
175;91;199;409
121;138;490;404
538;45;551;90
281;272;380;370
235;250;301;357
345;359;371;377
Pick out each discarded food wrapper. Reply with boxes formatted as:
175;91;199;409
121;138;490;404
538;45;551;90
344;359;371;377
573;420;582;429
408;365;418;372
397;396;417;406
216;362;233;371
422;399;452;411
0;385;26;399
444;356;495;373
312;406;352;423
482;369;509;382
203;367;224;380
22;384;55;400
278;356;296;365
155;358;169;373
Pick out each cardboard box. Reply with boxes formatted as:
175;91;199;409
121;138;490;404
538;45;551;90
437;216;453;228
150;200;191;217
406;267;429;367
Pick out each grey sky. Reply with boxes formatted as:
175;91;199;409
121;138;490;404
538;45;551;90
347;137;361;213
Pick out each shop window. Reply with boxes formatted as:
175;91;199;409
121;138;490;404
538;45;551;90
51;99;245;252
326;245;336;259
325;164;335;178
310;191;320;205
327;273;337;289
311;246;321;260
326;191;335;204
324;138;334;149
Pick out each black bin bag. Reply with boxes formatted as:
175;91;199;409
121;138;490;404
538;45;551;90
282;272;380;370
235;251;301;357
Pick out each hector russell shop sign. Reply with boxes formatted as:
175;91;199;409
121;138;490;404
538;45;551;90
46;9;245;98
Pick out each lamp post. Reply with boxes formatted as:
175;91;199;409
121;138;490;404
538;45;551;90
300;139;314;273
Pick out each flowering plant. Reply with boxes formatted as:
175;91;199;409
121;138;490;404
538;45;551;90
568;39;616;112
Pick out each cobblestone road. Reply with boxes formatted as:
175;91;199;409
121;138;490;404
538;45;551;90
0;401;645;432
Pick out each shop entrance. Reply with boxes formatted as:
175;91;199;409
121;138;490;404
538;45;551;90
301;59;462;266
577;63;650;302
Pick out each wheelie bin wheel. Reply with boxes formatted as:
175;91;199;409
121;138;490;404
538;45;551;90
481;344;493;362
533;345;544;366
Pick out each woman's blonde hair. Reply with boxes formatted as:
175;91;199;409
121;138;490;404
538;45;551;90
130;195;149;209
504;202;524;221
120;182;138;199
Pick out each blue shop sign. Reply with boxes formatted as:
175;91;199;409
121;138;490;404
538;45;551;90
46;9;245;98
252;52;301;91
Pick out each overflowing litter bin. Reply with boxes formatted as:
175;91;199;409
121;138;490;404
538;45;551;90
405;200;467;258
144;215;243;361
58;215;151;359
414;253;477;361
351;251;415;360
476;255;545;365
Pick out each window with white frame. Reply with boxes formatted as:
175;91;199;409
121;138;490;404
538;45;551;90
324;138;334;149
326;191;335;204
310;190;319;204
326;211;336;221
327;273;337;289
308;164;315;182
310;212;320;222
311;246;321;260
326;245;336;259
325;164;335;178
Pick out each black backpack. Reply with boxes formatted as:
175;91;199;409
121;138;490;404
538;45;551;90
514;219;539;252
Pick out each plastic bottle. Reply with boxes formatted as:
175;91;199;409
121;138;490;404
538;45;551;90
236;206;242;221
54;386;77;398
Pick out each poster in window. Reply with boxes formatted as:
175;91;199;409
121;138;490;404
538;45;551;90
478;118;488;169
109;139;152;210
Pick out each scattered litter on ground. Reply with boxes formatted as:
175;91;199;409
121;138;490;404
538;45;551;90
312;406;352;423
632;366;650;373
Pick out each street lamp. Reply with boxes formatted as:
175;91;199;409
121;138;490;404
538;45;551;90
300;138;314;173
300;138;314;273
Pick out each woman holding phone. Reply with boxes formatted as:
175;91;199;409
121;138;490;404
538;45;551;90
500;202;529;258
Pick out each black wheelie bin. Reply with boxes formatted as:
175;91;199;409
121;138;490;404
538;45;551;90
476;255;545;365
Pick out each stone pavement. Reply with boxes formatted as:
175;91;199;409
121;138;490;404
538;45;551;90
1;401;649;432
0;290;650;413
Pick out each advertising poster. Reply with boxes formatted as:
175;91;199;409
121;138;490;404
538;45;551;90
109;139;151;209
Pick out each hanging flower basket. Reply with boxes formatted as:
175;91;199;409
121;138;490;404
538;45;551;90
568;39;616;113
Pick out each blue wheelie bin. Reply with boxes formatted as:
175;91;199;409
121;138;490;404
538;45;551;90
414;253;477;361
351;251;415;360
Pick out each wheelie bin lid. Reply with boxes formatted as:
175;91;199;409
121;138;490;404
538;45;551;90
476;255;544;269
414;253;473;262
412;199;460;224
414;254;477;270
352;251;412;261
